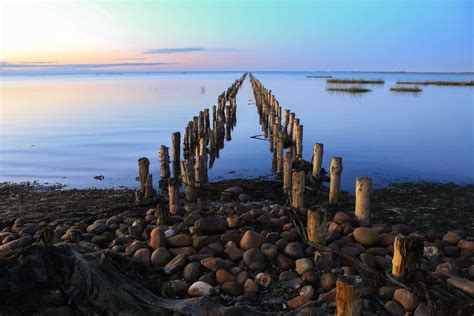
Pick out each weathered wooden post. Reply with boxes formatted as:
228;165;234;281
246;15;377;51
283;109;290;133
355;177;372;227
392;236;423;279
199;137;208;183
283;152;293;193
307;207;326;245
138;157;150;193
336;275;364;316
181;159;196;202
171;132;181;179
168;178;179;208
295;124;303;159
156;204;169;226
145;174;154;198
312;143;324;179
329;157;343;206
276;131;284;174
291;171;305;209
159;145;170;180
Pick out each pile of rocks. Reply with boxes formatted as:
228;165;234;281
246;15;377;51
1;189;473;314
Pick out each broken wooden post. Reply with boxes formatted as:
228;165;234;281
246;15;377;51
144;174;154;198
138;157;150;193
291;171;305;209
329;157;343;206
336;275;364;316
181;159;196;202
283;109;290;134
171;132;181;179
295;124;303;159
392;235;423;279
307;207;326;245
156;204;169;226
355;177;372;227
168;178;179;209
159;145;170;180
283;152;293;193
312;143;324;179
276;131;284;174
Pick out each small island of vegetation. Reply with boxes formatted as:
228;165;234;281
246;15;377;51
390;86;422;93
327;78;385;84
396;80;474;86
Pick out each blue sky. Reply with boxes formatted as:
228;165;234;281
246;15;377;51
0;0;472;74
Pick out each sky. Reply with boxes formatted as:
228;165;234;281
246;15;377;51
0;0;472;74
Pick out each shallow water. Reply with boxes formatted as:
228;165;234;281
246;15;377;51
1;71;473;191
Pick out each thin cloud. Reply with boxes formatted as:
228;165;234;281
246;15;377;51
143;47;243;54
143;47;206;54
0;62;174;69
115;57;147;61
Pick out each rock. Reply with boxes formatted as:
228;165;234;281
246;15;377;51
275;238;289;250
366;247;388;256
378;286;397;300
423;245;441;259
164;254;187;275
318;288;336;302
19;223;38;236
170;205;186;216
393;288;418;311
200;257;227;272
414;302;430;316
86;222;108;234
221;281;242;296
183;262;203;283
360;253;375;267
165;227;177;239
243;248;266;271
216;269;235;284
313;251;333;270
255;272;271;287
239;193;252;202
284;242;305;259
384;300;404;316
333;211;351;224
133;248;150;265
170;247;197;256
295;258;314;275
276;254;294;270
435;262;459;278
236;271;249;284
301;271;319;284
320;272;336;291
299;285;314;299
447;277;474;296
458;239;474;250
240;230;266;250
282;278;304;290
188;281;214;297
151;247;171;266
443;245;459;257
224;186;244;194
91;235;109;248
0;236;33;252
243;279;258;294
353;227;379;247
391;224;414;235
442;231;462;244
279;271;298;282
194;218;226;235
168;279;189;296
469;265;474;278
287;296;311;309
261;243;278;259
378;233;395;247
168;234;192;247
150;227;166;249
224;244;243;261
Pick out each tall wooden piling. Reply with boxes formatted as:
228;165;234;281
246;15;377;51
392;236;422;279
283;152;293;193
159;145;170;180
312;143;324;179
336;275;364;316
145;174;154;198
355;177;372;227
171;132;181;179
181;159;196;202
276;131;284;174
168;178;180;209
291;171;305;209
307;207;326;245
329;157;343;206
295;124;303;159
138;157;150;193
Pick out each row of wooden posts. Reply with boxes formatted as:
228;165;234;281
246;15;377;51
250;74;422;316
136;73;247;206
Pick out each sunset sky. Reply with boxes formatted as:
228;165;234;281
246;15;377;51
0;0;472;75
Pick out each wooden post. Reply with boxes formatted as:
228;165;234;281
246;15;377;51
283;152;293;193
329;157;343;206
291;171;305;209
156;204;169;226
144;174;154;198
336;275;364;316
171;132;181;179
295;125;303;159
276;131;284;174
159;145;170;180
138;157;150;193
355;177;372;227
168;178;179;208
181;159;196;202
307;207;327;245
312;143;324;179
283;109;290;133
392;235;423;279
199;137;208;183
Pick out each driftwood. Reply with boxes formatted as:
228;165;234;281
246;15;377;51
0;243;332;315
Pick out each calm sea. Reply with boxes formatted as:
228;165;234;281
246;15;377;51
1;71;473;191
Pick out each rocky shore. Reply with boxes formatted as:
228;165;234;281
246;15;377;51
0;180;473;315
